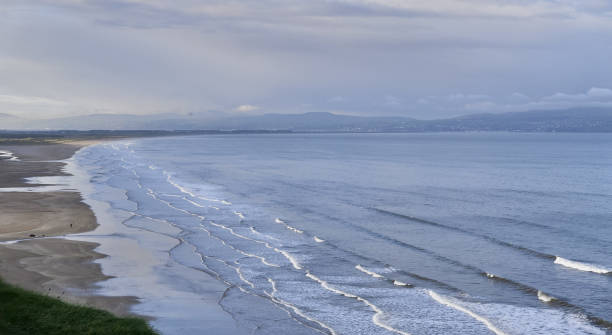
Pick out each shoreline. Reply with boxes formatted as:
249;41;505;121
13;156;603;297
0;138;246;334
0;140;138;316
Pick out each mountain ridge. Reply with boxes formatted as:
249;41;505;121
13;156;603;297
1;107;611;132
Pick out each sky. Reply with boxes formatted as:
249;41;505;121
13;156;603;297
1;0;612;120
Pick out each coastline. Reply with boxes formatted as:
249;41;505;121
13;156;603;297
0;141;137;316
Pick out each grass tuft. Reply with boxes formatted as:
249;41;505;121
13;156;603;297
0;279;157;335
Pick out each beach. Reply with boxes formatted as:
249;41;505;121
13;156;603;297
0;139;248;335
0;142;136;316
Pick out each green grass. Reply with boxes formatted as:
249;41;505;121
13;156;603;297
0;279;157;335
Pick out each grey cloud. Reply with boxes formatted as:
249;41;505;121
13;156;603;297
446;88;612;115
1;1;612;119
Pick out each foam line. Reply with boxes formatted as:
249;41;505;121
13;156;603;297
554;257;611;274
183;197;206;208
264;277;337;335
355;265;384;278
273;247;303;270
164;172;231;205
275;218;304;234
428;290;508;335
206;222;281;267
0;150;19;161
537;290;555;303
199;220;300;271
306;272;411;335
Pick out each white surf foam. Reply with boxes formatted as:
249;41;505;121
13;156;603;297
275;218;304;234
313;236;325;243
453;293;606;335
265;278;338;335
355;264;384;278
554;256;611;274
164;172;231;205
428;290;509;335
306;272;411;335
205;221;281;267
537;290;555;303
273;247;303;270
393;280;409;286
182;196;205;208
0;150;19;161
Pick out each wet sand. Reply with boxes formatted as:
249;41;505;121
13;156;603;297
0;142;136;316
0;192;97;241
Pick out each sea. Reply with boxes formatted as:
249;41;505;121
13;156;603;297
69;132;612;335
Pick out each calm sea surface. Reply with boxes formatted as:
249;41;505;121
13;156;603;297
75;133;612;335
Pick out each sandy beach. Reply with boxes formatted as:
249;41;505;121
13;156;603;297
0;139;254;335
0;142;136;316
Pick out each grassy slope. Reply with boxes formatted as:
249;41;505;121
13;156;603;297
0;280;157;335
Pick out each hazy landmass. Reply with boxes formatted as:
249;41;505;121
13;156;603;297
1;107;611;132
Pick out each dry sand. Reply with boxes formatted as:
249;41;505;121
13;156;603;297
0;141;137;316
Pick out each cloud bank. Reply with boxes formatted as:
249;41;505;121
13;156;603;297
1;0;611;119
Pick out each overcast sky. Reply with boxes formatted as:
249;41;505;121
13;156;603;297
2;0;612;119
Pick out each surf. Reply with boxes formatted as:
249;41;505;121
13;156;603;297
554;257;611;274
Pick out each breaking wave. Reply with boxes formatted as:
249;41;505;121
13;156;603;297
554;257;611;274
428;291;509;335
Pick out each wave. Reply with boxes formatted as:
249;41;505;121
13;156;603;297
430;290;609;335
554;257;611;274
537;290;556;303
313;236;325;243
264;278;337;335
482;272;538;296
0;150;19;161
273;247;303;270
483;272;612;330
355;265;414;288
301;228;455;291
275;218;304;234
182;196;206;208
372;208;556;260
355;265;384;278
144;184;279;289
305;271;411;335
164;172;231;205
484;272;566;305
152;183;306;272
344;219;486;274
428;290;509;335
206;222;281;268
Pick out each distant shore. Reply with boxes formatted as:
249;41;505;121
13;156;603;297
0;140;137;316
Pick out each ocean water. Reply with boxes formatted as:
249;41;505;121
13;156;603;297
73;133;612;335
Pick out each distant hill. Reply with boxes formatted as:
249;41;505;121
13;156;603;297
425;108;612;132
202;112;418;131
1;108;612;132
